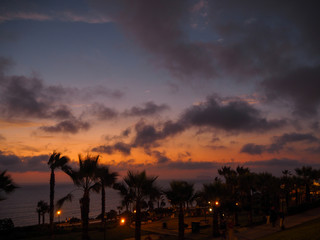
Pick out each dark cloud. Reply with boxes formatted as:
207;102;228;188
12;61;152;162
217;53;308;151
92;0;217;80
92;0;320;119
166;160;219;170
0;151;49;172
40;119;90;134
0;75;54;119
123;101;169;117
93;1;319;81
207;145;227;150
244;158;302;168
87;103;118;120
132;120;186;148
0;64;124;121
240;143;266;155
0;134;5;141
305;146;320;154
106;159;148;171
262;66;320;116
92;141;131;155
182;96;285;132
150;150;171;164
241;132;319;155
121;128;131;137
129;96;285;149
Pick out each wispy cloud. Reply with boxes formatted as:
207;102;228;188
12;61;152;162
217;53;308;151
0;11;111;24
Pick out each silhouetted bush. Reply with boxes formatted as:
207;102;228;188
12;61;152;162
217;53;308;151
0;218;14;232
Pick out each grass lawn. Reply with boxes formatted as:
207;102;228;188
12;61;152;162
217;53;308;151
258;217;320;240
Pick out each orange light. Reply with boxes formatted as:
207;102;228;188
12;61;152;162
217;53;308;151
120;218;125;225
215;201;219;206
235;202;239;206
209;208;213;212
57;210;61;215
133;210;136;213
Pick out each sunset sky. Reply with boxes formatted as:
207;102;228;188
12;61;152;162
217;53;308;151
1;0;320;184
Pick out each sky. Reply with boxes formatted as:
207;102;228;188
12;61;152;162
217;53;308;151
0;0;320;184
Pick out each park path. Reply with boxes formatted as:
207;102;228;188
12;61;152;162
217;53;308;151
125;207;320;240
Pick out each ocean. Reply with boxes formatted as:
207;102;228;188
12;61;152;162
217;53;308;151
0;183;121;227
0;180;209;227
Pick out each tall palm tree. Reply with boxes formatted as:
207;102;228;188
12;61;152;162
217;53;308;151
116;170;158;240
0;170;18;201
36;200;49;225
97;165;118;224
165;181;194;240
47;152;70;234
57;154;101;240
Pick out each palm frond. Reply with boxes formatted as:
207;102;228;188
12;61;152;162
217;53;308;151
56;193;73;209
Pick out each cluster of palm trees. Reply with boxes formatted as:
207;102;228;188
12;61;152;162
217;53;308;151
36;200;49;225
2;153;320;240
46;149;320;240
46;152;118;240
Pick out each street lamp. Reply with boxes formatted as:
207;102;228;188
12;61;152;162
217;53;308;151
57;210;61;223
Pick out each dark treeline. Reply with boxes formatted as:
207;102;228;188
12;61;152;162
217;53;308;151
1;152;320;240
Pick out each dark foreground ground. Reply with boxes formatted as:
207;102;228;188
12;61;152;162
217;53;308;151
2;207;320;240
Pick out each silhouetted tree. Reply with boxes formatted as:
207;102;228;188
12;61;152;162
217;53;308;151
166;181;194;240
36;200;49;225
116;170;158;240
0;170;18;201
295;166;320;202
57;154;101;240
97;166;118;224
48;152;70;234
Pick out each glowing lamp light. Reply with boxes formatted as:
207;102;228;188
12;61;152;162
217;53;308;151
133;210;136;213
209;208;213;212
215;201;219;206
57;210;61;222
120;218;126;225
235;202;239;206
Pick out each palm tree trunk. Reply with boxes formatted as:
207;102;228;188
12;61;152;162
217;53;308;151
212;206;219;237
178;203;184;240
42;212;45;224
38;211;41;225
306;183;310;202
49;168;55;235
101;183;105;224
80;192;90;240
135;201;141;240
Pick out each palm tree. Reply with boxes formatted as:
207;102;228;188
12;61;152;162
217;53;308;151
0;170;18;201
57;154;101;240
116;170;158;240
114;182;134;212
48;152;70;234
295;166;320;203
36;200;49;225
165;181;194;240
97;166;118;224
202;179;227;238
281;170;293;209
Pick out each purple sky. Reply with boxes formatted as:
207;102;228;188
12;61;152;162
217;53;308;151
0;0;320;183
